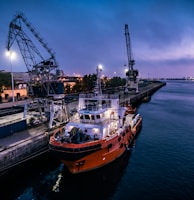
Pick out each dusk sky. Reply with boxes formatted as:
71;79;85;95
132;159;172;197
1;0;194;78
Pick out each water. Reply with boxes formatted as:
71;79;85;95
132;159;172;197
1;80;194;200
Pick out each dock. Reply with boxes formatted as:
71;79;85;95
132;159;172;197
120;80;166;105
0;123;54;175
0;80;166;175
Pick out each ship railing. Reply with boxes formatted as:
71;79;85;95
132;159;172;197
79;93;119;99
80;104;108;111
86;105;98;111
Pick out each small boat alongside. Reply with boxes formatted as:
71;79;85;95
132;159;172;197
49;66;142;174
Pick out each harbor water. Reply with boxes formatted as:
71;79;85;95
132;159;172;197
0;80;194;200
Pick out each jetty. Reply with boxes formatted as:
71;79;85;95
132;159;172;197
120;80;166;105
0;124;48;174
0;80;166;175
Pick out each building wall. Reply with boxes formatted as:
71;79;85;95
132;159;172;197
1;88;27;101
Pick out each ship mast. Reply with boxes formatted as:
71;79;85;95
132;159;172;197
94;65;102;97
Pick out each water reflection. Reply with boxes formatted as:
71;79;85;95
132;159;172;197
0;148;133;200
0;154;61;200
51;150;131;200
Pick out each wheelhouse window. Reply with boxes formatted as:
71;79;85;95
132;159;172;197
85;115;90;119
96;115;100;119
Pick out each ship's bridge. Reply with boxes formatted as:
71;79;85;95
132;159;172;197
78;93;119;111
78;107;109;124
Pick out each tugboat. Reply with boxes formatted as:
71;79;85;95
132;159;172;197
49;65;142;174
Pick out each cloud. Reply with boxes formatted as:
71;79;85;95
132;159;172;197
1;0;194;78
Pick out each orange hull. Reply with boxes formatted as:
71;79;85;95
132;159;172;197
62;140;126;174
49;118;142;174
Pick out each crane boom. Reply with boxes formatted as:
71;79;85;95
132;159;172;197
6;12;63;97
124;24;139;93
125;24;135;73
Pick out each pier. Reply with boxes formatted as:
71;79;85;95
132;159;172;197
0;80;166;175
120;80;166;105
0;124;55;175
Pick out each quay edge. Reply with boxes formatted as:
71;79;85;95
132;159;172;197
0;124;55;176
120;81;166;105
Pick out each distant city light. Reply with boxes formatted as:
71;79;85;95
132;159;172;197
73;73;81;77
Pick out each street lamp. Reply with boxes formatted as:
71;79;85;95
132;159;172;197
6;50;16;103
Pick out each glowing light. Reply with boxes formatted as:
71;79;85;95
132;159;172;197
6;50;16;103
98;64;103;70
93;128;99;133
6;51;16;60
68;126;73;132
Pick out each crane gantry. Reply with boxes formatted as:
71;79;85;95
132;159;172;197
124;24;139;93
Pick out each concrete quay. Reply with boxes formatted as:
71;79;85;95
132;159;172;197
0;99;31;109
0;123;54;175
0;100;75;175
120;81;166;105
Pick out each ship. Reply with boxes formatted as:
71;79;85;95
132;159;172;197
49;66;142;174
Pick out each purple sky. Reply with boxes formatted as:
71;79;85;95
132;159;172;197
0;0;194;78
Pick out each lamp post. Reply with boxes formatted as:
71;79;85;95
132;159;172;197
6;51;16;103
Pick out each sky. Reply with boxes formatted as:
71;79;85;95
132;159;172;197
1;0;194;78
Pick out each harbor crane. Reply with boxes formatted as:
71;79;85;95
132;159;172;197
124;24;139;93
6;12;68;129
6;12;63;98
